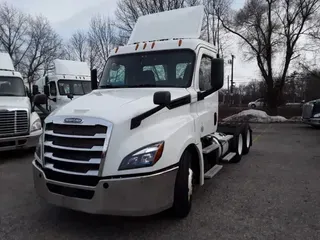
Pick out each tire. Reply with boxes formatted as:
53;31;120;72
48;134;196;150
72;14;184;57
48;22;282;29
242;127;252;155
229;133;243;163
171;150;194;218
251;104;256;109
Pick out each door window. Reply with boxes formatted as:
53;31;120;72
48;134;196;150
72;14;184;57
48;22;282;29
49;82;57;96
199;55;212;91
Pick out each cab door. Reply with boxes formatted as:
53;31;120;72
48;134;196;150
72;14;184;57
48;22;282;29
194;47;219;138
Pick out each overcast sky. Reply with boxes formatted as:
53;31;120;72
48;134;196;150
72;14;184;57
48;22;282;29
2;0;262;86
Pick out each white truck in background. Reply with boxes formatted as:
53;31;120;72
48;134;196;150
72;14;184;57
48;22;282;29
33;59;92;114
302;99;320;128
32;6;253;218
0;52;42;152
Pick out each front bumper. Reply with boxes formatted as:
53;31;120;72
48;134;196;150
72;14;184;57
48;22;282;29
0;129;42;151
302;118;320;126
32;160;178;216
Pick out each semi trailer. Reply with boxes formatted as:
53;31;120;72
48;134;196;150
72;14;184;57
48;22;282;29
32;5;253;218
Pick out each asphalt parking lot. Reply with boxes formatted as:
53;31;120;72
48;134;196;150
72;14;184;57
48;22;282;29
1;123;320;240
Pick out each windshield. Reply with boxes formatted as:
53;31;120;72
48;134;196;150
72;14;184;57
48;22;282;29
0;76;26;97
99;50;195;89
57;80;92;96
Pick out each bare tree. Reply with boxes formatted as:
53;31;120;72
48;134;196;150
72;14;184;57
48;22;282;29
69;30;88;62
219;0;320;114
115;0;200;40
0;2;30;67
202;0;232;56
88;15;116;77
19;15;63;85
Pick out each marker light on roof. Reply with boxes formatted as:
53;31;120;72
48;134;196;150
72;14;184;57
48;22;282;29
115;47;119;53
178;39;182;46
135;43;139;50
151;42;155;49
143;42;147;50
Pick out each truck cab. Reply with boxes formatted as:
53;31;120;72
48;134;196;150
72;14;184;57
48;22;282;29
34;59;91;114
0;52;42;151
32;6;253;218
302;99;320;128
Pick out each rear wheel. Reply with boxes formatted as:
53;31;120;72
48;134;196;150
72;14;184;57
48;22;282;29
172;150;194;218
230;133;243;163
251;104;256;109
242;127;252;155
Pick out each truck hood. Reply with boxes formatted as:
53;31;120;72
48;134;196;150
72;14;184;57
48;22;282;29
307;98;320;104
0;96;30;110
49;88;191;123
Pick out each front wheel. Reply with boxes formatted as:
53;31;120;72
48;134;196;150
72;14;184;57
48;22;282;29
251;104;256;109
171;150;194;218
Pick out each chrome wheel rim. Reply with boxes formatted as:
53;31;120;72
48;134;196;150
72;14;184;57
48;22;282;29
238;133;243;155
188;168;193;201
246;129;251;148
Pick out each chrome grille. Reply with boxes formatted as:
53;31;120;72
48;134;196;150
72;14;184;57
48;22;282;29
302;104;313;119
43;118;112;176
0;109;28;136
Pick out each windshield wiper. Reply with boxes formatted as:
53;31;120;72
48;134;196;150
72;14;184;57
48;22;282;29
99;84;123;89
0;93;20;96
127;84;158;88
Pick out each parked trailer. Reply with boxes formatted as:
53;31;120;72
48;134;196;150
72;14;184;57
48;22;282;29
32;5;253;218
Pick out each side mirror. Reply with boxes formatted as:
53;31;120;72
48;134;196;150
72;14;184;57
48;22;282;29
33;94;47;105
67;93;74;100
154;91;171;106
26;86;31;98
32;85;39;96
211;58;224;92
91;69;98;90
44;85;50;96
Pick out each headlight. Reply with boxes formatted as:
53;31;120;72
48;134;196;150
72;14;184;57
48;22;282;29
118;142;164;171
31;119;42;132
314;113;320;118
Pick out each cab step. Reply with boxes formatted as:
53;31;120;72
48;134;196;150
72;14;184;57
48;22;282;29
222;152;236;162
202;143;219;154
204;164;223;179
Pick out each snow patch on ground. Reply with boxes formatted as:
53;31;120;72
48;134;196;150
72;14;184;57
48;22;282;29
223;109;288;123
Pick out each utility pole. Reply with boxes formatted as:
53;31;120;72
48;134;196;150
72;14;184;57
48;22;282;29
228;55;235;105
227;75;230;105
230;54;235;94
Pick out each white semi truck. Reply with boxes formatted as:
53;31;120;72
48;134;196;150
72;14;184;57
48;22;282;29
302;99;320;128
33;59;92;114
32;6;253;218
0;52;42;152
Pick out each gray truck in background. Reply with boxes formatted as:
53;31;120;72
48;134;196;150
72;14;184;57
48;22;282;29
302;99;320;128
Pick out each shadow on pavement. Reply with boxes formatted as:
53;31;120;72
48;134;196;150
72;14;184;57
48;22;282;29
0;149;34;163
